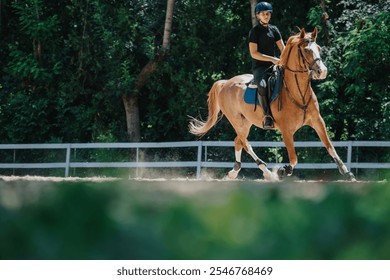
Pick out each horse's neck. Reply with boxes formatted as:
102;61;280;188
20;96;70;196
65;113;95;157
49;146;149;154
283;71;312;100
284;70;310;86
284;52;308;74
281;43;313;101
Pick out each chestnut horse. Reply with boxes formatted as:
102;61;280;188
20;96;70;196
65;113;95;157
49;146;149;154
189;28;355;181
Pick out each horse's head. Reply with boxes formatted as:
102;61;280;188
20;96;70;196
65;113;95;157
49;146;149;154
280;28;327;80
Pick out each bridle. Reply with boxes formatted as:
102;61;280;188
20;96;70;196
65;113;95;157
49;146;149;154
282;39;323;126
285;39;322;75
298;41;323;77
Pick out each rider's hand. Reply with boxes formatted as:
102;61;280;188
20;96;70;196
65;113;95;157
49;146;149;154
273;57;280;65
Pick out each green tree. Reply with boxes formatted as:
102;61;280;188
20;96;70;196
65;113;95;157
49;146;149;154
2;0;387;146
311;0;390;140
0;0;65;143
144;0;255;141
1;0;138;143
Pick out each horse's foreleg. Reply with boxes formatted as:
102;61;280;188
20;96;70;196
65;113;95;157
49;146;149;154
280;132;297;177
311;117;356;181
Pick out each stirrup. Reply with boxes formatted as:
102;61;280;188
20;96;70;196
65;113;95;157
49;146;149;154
263;115;274;129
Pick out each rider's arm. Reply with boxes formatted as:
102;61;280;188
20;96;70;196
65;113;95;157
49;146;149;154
276;39;285;53
249;42;280;64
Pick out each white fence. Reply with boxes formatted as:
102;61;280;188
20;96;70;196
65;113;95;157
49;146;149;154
0;141;389;178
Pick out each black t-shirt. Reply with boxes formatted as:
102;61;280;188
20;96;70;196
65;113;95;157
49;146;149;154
248;23;282;70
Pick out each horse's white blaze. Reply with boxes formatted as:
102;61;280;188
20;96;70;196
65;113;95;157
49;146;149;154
309;42;327;79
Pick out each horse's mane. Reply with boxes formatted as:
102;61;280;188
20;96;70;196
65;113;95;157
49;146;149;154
279;35;299;67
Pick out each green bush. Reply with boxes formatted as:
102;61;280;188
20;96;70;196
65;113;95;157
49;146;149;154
0;179;390;259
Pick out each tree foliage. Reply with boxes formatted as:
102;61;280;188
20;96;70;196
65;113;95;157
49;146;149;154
0;0;388;144
310;0;390;140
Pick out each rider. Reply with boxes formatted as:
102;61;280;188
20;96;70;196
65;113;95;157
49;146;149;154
248;2;285;129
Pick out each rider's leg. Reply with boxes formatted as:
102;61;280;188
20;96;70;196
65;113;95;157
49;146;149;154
258;79;274;129
254;67;274;129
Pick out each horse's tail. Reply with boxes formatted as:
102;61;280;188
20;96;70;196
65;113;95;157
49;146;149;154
189;80;225;137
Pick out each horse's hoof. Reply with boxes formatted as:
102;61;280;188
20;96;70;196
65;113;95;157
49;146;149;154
277;167;285;178
226;169;240;180
263;169;279;181
345;171;357;182
277;165;293;179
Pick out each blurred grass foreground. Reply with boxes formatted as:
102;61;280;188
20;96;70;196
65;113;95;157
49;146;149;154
0;177;390;260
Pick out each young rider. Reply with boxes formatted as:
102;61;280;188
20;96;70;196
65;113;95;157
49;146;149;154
248;2;285;129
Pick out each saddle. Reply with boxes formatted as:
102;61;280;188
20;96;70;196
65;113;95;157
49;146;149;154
244;66;284;106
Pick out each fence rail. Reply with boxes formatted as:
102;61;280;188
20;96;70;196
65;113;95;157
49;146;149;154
0;141;389;178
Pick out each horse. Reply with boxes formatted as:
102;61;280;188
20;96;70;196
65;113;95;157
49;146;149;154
189;28;356;181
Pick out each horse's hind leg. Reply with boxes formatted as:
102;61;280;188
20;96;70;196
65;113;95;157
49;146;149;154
226;136;244;179
311;117;356;181
244;141;277;181
226;124;276;181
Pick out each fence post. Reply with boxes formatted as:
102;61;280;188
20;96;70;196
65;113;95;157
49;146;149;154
136;147;139;178
65;144;71;177
196;141;202;179
347;141;352;170
13;149;16;175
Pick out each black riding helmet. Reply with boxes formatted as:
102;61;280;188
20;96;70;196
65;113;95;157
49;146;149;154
255;2;273;14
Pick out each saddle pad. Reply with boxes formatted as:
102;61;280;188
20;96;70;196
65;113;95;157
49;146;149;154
243;67;283;105
244;86;259;105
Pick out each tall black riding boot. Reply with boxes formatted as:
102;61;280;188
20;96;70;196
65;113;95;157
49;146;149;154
259;89;274;129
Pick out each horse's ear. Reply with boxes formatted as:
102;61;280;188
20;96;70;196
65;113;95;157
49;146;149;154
299;28;305;39
312;27;318;41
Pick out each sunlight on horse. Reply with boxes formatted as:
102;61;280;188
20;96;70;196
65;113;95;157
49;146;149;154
189;28;356;182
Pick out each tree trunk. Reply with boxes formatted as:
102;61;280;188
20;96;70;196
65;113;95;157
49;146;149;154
123;0;175;141
122;95;140;142
320;0;331;45
33;1;42;62
162;0;174;50
250;0;257;27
